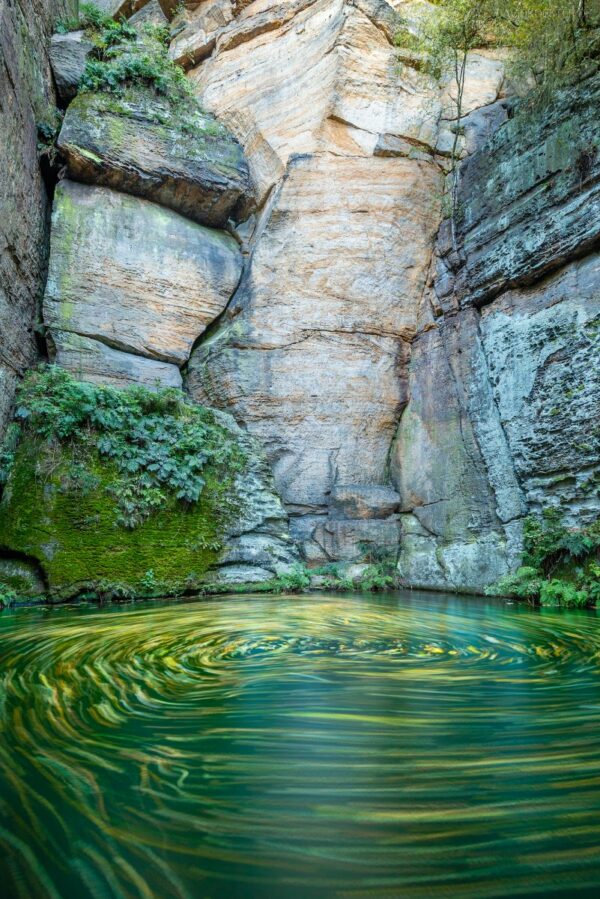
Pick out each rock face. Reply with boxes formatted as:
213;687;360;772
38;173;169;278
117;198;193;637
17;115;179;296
2;0;598;597
49;30;94;105
186;0;504;563
58;91;252;227
444;78;600;308
44;180;242;386
0;0;77;441
395;74;600;592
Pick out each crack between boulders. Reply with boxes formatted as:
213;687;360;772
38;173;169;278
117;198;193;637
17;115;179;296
49;326;181;367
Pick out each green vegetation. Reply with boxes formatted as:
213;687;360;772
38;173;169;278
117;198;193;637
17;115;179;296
10;366;245;529
488;509;600;607
402;1;600;103
57;2;192;102
0;367;248;599
0;585;17;609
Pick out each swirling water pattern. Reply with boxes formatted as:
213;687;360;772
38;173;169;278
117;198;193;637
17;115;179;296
1;592;600;898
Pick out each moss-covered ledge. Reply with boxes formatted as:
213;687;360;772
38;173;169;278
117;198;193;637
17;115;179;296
0;367;295;602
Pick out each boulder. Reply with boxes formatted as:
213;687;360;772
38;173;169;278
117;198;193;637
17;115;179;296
312;519;400;562
44;180;242;377
49;331;183;390
92;0;152;17
49;31;94;105
129;0;168;24
329;484;400;520
57;91;252;227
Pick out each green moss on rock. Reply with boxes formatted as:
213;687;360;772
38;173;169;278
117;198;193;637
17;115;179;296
0;367;249;600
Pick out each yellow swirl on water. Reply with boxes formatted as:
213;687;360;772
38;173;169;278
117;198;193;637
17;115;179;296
1;593;600;898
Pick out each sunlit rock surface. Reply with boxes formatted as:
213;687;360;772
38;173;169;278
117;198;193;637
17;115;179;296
186;0;506;564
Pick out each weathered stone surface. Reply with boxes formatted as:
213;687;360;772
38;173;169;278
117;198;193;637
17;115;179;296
188;152;439;561
479;254;600;525
190;0;346;203
0;366;18;439
129;0;168;25
312;518;400;562
170;0;235;67
185;0;509;566
0;0;77;441
49;331;184;389
0;558;46;599
93;0;152;17
460;98;510;156
188;0;502;200
50;31;94;105
329;484;400;520
447;75;600;308
395;72;600;592
392;313;522;593
57;91;252;227
44;181;242;372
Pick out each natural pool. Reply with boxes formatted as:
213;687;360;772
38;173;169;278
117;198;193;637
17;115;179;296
1;592;600;898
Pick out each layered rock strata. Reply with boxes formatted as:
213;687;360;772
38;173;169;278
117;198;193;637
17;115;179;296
58;92;251;227
44;179;242;386
0;1;298;595
2;0;598;596
185;0;507;565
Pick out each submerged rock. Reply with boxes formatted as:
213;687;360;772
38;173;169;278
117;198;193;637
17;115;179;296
44;180;242;385
57;91;252;227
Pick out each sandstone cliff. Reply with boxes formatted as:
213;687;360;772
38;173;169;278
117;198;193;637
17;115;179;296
0;0;598;598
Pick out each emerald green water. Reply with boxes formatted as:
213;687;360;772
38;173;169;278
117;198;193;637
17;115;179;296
2;592;600;898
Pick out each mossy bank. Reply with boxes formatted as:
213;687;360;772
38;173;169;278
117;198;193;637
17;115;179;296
0;368;295;602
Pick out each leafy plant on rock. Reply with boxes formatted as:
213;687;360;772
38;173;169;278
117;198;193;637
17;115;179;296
270;564;312;594
6;366;246;531
488;508;600;608
0;584;17;609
